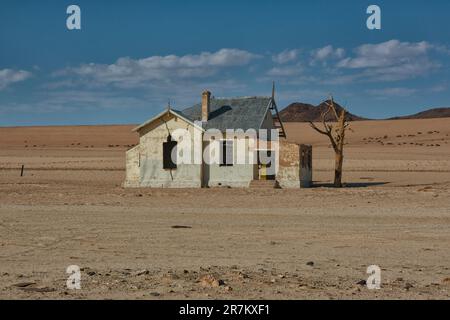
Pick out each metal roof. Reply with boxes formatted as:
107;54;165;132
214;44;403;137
180;96;272;131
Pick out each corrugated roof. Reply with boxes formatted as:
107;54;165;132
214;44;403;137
180;96;272;131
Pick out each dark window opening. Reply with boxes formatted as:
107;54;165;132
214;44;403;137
220;140;233;167
163;135;177;169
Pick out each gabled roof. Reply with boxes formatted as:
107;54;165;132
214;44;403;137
180;96;272;131
134;96;273;133
132;108;203;132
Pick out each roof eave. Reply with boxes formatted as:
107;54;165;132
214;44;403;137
132;109;204;133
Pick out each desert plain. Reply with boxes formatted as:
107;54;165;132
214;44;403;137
0;118;449;299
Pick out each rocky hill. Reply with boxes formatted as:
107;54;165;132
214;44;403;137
279;100;366;122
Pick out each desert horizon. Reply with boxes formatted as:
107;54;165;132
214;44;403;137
1;0;450;308
1;117;449;299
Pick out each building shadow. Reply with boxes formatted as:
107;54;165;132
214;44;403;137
209;105;232;120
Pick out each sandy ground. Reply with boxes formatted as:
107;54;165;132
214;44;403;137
0;119;450;299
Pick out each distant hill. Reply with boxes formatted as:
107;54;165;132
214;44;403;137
388;107;450;120
279;101;450;122
279;100;366;122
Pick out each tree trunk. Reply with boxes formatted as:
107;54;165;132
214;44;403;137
309;99;348;188
334;150;343;187
334;110;346;188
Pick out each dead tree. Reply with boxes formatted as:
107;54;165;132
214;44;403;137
309;96;349;188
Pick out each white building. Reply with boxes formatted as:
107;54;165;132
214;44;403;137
124;90;311;188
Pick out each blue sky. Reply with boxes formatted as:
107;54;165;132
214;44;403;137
1;0;449;126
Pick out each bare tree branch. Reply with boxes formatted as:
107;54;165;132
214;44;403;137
329;96;339;121
309;122;328;135
308;95;352;187
321;107;332;133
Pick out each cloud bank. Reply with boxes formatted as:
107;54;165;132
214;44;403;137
3;40;447;118
57;49;261;88
0;69;32;90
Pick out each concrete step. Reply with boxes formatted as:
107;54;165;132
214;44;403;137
249;180;280;189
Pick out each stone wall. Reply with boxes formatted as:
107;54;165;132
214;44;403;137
277;141;312;188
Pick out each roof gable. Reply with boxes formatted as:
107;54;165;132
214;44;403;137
133;108;203;132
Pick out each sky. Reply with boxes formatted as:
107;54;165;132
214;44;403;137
1;0;449;126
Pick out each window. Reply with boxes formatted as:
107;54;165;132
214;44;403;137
163;135;177;169
220;140;233;167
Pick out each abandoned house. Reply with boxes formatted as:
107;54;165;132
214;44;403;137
124;89;312;188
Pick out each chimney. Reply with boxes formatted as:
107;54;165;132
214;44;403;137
201;90;211;122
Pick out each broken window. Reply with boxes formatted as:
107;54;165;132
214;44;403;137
163;135;177;169
220;140;233;167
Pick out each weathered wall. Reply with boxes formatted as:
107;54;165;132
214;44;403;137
132;113;202;188
208;163;255;187
299;144;313;188
277;142;312;188
124;145;140;187
206;134;257;188
277;141;300;188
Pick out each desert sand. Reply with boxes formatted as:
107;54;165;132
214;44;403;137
0;118;449;299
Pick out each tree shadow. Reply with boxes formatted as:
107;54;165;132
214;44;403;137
312;181;388;188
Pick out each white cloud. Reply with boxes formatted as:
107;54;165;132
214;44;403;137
365;60;438;81
269;40;445;85
267;64;303;77
337;40;431;69
6;77;251;115
311;45;345;63
58;49;260;88
25;40;448;117
365;85;450;99
0;69;32;90
277;88;331;102
331;40;441;82
366;87;417;97
326;40;441;81
272;49;301;64
0;90;151;115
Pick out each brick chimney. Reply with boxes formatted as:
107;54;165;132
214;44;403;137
201;90;211;122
